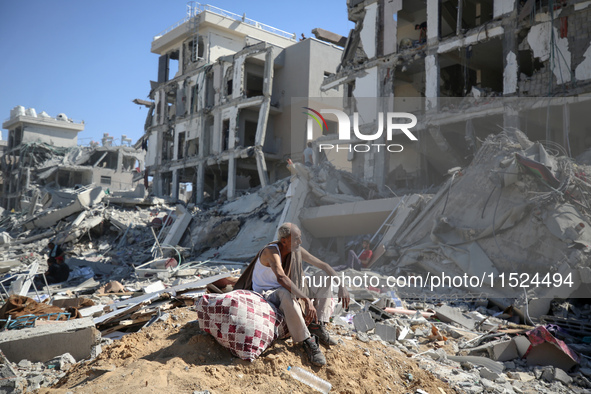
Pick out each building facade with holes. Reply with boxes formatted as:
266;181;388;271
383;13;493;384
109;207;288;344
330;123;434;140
140;3;344;203
320;0;591;192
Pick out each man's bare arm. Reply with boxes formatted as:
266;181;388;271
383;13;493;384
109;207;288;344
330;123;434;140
262;247;318;323
262;247;308;300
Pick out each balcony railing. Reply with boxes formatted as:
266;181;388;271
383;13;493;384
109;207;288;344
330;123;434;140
154;2;296;41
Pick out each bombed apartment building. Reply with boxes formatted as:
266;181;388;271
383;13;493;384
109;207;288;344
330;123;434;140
320;0;591;191
140;3;343;204
0;106;145;210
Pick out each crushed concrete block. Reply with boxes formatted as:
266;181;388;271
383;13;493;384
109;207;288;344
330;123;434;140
375;324;397;343
553;368;573;385
0;232;12;245
355;332;370;343
512;336;531;358
143;280;166;293
468;339;519;362
507;371;535;382
480;378;495;389
448;355;504;375
46;353;76;371
540;366;555;382
0;317;99;363
435;305;475;330
480;368;501;381
353;312;376;333
17;359;32;369
162;205;192;247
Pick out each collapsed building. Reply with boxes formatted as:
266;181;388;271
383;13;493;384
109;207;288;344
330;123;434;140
320;0;591;191
2;1;591;392
138;3;343;203
0;106;145;212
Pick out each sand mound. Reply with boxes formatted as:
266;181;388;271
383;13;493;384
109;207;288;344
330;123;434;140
39;307;452;393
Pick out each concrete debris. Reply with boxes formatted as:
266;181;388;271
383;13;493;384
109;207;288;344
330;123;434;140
4;1;591;391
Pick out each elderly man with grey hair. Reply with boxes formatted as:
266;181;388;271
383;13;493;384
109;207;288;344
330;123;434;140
234;222;350;366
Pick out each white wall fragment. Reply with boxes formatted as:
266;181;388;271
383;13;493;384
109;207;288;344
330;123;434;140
383;0;403;55
427;1;439;41
352;66;378;124
360;2;378;58
527;22;571;85
504;51;518;94
575;1;591;11
425;55;438;109
494;0;514;18
575;43;591;81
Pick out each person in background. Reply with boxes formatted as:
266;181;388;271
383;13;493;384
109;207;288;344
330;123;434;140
415;21;427;44
302;142;314;167
333;239;373;271
44;242;70;284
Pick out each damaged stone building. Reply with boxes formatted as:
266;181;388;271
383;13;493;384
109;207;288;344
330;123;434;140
321;0;591;191
140;3;343;203
0;106;145;210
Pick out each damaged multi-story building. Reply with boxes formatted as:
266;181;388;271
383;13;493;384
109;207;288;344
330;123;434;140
321;0;591;190
140;3;343;203
1;106;145;210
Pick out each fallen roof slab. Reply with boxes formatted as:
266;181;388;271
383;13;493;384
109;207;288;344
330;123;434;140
300;197;406;237
0;317;98;363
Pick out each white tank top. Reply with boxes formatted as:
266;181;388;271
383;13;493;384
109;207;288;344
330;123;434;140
252;244;282;293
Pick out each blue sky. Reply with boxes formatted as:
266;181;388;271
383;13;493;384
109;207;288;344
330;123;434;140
0;1;352;146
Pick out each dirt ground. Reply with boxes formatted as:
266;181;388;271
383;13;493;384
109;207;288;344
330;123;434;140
39;307;453;394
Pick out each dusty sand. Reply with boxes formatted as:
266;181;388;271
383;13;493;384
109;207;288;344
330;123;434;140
39;307;453;393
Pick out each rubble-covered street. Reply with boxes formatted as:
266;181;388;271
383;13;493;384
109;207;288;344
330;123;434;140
0;129;590;393
4;0;591;393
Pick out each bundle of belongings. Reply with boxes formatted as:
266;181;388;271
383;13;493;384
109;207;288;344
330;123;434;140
196;290;288;361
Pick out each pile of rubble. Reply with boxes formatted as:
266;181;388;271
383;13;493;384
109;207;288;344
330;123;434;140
0;131;591;392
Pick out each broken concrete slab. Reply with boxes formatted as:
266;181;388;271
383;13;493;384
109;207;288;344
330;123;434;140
435;305;476;330
512;335;531;358
311;28;347;47
23;186;104;230
162;205;192;247
300;197;406;238
447;355;505;375
375;323;397;343
0;317;99;363
353;311;376;333
467;339;519;362
480;368;501;381
553;368;573;385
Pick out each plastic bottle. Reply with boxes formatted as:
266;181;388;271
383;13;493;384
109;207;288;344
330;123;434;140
287;366;332;393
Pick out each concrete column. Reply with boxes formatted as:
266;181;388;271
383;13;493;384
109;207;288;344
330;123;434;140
456;0;463;36
425;54;440;111
425;0;440;112
254;147;269;188
116;150;123;172
25;167;31;190
253;47;274;189
171;169;179;199
503;105;520;137
227;156;236;199
502;5;518;96
196;162;205;204
563;103;571;157
426;0;440;42
153;171;163;196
